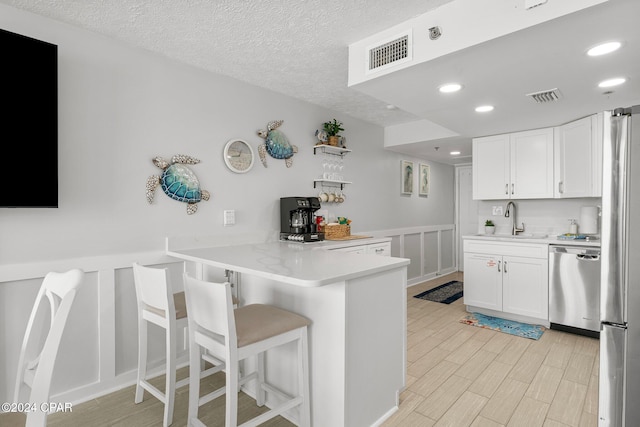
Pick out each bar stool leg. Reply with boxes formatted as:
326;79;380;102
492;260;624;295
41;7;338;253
135;317;147;404
187;340;202;425
256;352;266;407
226;352;239;427
298;328;311;427
164;324;177;427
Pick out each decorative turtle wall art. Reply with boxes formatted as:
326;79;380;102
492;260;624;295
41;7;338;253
146;154;210;215
257;120;298;167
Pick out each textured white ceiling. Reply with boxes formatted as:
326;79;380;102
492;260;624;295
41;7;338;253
5;0;639;165
0;0;453;127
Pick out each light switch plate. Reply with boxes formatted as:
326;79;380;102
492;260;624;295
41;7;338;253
492;206;503;216
223;210;235;226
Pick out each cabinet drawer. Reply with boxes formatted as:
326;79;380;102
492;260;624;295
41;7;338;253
367;242;391;256
464;240;548;258
331;245;367;254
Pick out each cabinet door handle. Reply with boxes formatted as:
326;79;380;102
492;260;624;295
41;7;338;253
497;260;501;272
504;261;508;273
511;183;515;195
559;181;564;194
505;184;508;195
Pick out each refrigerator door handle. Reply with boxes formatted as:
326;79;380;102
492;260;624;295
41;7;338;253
599;324;626;427
601;112;629;325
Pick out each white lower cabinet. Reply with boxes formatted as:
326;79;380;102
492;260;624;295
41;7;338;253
502;255;548;319
463;240;548;322
332;245;367;254
463;253;502;311
366;242;391;256
328;240;391;256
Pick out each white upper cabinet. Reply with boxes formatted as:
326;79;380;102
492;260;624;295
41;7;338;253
472;134;510;200
510;128;555;199
473;128;554;200
554;113;603;198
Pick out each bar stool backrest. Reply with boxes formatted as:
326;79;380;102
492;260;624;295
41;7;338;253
132;263;175;320
14;269;85;427
183;277;235;346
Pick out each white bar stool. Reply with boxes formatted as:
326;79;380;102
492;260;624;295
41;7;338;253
132;262;193;427
183;273;311;427
14;269;85;427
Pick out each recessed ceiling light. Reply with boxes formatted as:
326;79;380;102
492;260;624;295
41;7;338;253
587;41;622;56
439;83;462;93
475;105;494;113
386;104;398;110
598;77;627;88
450;151;461;155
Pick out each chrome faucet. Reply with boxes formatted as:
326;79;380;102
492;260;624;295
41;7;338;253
505;201;525;236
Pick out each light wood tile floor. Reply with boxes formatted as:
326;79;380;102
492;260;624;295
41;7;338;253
2;272;599;427
3;367;295;427
383;272;600;427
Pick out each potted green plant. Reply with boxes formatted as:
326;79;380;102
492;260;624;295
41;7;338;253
484;220;495;235
323;119;344;146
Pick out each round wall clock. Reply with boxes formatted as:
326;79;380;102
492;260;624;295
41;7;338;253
223;139;255;173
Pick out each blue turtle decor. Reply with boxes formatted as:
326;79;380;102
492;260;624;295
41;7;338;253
146;154;210;215
257;120;298;167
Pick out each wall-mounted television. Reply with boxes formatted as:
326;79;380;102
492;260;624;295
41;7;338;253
1;28;58;208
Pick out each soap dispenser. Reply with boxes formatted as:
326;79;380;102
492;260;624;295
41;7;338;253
569;219;578;235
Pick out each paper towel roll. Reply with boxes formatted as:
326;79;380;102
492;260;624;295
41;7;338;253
580;206;599;234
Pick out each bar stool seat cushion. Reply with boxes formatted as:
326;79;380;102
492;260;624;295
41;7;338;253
144;291;188;320
145;292;239;320
235;304;311;348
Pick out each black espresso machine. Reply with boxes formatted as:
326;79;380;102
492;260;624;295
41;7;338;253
280;197;324;242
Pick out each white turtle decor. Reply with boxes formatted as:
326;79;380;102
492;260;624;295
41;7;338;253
146;154;210;215
257;120;298;167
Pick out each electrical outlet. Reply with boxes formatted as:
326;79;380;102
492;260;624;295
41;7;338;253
492;206;503;216
223;210;235;226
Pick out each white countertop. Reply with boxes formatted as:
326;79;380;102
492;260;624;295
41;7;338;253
167;240;409;287
463;233;601;247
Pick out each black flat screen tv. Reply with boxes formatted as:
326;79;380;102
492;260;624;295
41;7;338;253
1;28;58;208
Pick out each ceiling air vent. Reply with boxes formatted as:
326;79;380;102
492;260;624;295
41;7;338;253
526;88;562;103
367;31;411;73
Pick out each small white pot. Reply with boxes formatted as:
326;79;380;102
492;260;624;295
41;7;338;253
485;226;495;235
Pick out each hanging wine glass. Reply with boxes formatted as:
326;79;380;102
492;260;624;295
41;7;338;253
322;156;330;179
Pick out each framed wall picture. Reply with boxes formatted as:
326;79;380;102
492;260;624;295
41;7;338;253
401;160;414;195
419;163;430;196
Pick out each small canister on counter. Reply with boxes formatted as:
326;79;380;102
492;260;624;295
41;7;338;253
569;219;578;235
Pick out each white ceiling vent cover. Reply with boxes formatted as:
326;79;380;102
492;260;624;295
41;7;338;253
526;88;562;103
366;31;412;74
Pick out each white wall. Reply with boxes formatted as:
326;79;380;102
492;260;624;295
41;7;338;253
0;5;455;406
0;4;454;266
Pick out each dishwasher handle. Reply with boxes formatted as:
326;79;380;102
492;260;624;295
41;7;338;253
550;245;601;256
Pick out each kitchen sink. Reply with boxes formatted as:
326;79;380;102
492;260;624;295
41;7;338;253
473;233;548;239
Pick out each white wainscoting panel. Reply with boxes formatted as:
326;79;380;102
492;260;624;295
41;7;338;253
0;225;455;408
364;224;457;286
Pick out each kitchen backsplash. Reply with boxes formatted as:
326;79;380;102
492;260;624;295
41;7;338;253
478;198;602;236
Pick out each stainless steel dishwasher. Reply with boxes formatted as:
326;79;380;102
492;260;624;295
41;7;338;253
549;245;601;337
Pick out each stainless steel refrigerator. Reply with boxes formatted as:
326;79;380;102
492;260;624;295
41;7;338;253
600;105;640;426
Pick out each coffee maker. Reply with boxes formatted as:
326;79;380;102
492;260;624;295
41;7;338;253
280;197;324;242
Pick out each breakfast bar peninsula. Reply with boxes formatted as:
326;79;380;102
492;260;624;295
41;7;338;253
166;238;409;427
